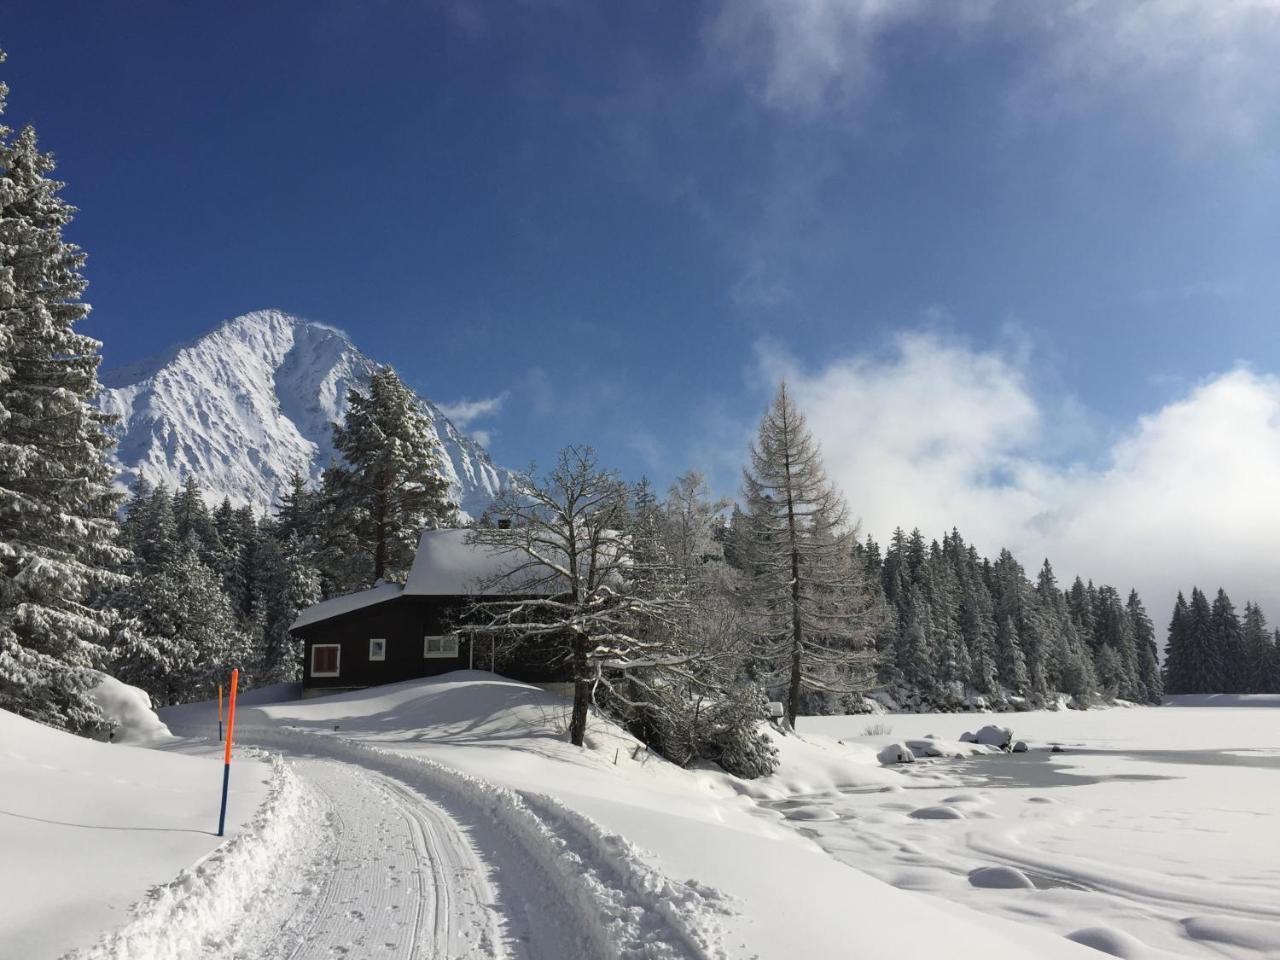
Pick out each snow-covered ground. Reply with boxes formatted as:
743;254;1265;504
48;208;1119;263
0;707;271;959
800;697;1280;959
160;673;1103;959
13;677;1277;959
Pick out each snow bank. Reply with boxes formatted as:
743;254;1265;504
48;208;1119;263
68;756;313;960
0;708;270;959
87;674;172;744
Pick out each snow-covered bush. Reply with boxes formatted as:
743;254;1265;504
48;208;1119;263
602;681;779;779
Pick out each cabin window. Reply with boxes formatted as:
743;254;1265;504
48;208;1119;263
369;638;387;661
311;644;341;677
424;634;459;658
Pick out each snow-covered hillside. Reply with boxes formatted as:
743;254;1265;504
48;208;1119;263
98;309;513;518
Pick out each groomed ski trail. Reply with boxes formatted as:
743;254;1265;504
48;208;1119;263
227;753;613;960
237;758;508;959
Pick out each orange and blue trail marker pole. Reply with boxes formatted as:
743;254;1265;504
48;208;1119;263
217;684;224;742
216;668;239;837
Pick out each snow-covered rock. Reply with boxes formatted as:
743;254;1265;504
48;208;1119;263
967;725;1014;750
98;310;514;519
1012;740;1029;753
877;742;916;764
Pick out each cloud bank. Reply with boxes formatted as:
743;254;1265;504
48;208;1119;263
756;332;1280;625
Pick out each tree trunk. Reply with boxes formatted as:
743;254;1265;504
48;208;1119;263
569;634;590;746
782;401;804;731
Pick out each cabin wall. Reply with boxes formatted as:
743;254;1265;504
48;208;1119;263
294;594;574;694
295;596;474;693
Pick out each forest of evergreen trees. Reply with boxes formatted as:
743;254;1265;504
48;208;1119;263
1162;587;1280;695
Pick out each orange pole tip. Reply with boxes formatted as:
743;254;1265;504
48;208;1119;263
223;668;240;765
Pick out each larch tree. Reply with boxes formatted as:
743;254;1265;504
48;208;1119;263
740;383;875;729
0;53;128;732
325;368;456;587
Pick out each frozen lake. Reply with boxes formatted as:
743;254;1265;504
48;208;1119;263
784;697;1280;959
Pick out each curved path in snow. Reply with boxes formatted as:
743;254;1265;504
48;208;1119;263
229;755;592;960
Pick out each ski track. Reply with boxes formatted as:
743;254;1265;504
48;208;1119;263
236;758;502;960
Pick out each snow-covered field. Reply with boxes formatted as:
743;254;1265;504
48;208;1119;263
8;677;1279;959
801;698;1280;960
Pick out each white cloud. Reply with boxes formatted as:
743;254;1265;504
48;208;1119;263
756;332;1280;623
437;392;509;427
706;0;1280;146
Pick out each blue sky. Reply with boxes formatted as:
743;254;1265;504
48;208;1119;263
5;2;1280;612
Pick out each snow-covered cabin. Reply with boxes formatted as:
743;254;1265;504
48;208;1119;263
290;529;566;696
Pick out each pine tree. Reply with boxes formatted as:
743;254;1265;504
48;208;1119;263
0;54;128;732
1093;586;1141;701
111;540;248;706
995;615;1029;696
1162;592;1190;694
1127;589;1162;704
172;475;220;561
1210;588;1245;693
1184;588;1221;694
254;532;320;684
324;368;456;586
1240;602;1271;694
121;476;176;572
739;384;875;728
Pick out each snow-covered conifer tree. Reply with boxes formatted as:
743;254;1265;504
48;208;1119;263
1162;592;1191;694
112;540;249;706
1210;588;1245;693
324;367;456;586
1127;589;1162;704
253;532;320;684
1241;603;1272;694
0;54;127;731
739;383;875;728
1184;588;1221;694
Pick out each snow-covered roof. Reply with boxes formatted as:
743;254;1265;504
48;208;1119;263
404;528;560;596
291;529;559;631
290;581;403;631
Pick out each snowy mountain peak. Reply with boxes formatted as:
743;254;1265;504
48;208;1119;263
99;310;513;518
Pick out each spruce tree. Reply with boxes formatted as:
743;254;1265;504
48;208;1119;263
1184;588;1221;693
0;54;127;732
1162;592;1190;694
1127;589;1162;704
1210;588;1245;693
112;539;248;706
740;384;875;728
324;368;456;586
1241;602;1271;694
254;532;320;684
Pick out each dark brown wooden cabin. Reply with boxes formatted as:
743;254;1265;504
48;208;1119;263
290;529;568;697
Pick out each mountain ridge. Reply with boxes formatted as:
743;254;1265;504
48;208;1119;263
97;309;512;519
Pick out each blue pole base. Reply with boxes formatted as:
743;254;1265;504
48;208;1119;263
217;762;231;837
